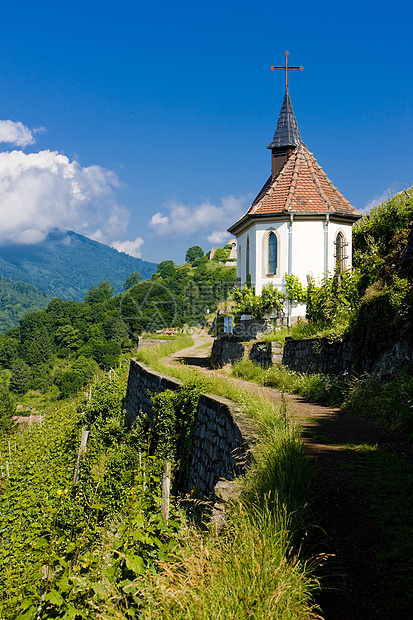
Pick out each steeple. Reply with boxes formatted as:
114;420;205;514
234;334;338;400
267;91;302;150
267;51;304;177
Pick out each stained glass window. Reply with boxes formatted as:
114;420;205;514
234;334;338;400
268;232;277;274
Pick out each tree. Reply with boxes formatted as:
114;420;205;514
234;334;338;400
156;260;176;278
185;245;204;263
123;271;142;290
10;361;33;395
0;381;15;435
84;281;115;305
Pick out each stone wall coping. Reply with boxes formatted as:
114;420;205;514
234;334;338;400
130;359;183;388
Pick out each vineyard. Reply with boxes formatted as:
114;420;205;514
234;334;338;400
0;371;177;619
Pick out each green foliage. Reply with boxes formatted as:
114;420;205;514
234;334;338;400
123;270;142;290
0;277;52;334
211;246;231;262
353;188;413;286
120;257;236;333
150;381;203;492
233;283;285;319
306;270;361;326
344;367;413;435
0;279;133;397
285;274;307;303
9;360;33;394
0;380;15;435
185;245;204;263
0;375;178;620
81;374;125;425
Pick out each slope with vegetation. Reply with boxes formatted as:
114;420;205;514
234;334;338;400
0;276;52;334
0;335;320;619
0;247;236;431
0;230;158;301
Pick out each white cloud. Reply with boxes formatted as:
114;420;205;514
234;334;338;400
0;149;127;245
148;195;248;241
207;230;231;245
150;212;169;226
111;237;144;258
0;120;45;147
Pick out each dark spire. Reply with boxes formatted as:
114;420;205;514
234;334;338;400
267;91;302;150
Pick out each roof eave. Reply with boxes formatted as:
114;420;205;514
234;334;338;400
228;209;361;235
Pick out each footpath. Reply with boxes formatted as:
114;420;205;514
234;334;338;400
164;329;413;620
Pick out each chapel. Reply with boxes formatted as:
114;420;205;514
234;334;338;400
228;52;361;324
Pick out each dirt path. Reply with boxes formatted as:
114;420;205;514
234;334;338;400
163;330;413;619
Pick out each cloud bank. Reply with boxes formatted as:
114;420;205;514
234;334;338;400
0;149;127;245
0;120;44;147
148;195;248;244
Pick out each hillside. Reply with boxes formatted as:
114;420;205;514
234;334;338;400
0;277;52;334
0;230;158;301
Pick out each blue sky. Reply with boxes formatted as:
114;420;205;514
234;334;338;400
0;0;412;264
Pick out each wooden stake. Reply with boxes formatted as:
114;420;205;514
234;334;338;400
73;427;90;487
161;460;171;523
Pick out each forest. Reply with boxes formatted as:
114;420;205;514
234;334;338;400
0;251;236;423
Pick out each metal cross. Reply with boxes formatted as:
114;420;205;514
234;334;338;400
270;51;303;93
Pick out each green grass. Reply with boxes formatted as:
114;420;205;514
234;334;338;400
131;502;320;620
232;358;352;408
132;339;322;619
343;368;413;436
260;318;349;343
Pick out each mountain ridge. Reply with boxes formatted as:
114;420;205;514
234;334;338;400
0;230;158;302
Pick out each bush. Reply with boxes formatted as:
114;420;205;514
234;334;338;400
150;381;203;493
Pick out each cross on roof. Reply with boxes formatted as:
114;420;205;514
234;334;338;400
270;51;303;93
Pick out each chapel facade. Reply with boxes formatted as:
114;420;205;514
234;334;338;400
228;54;361;324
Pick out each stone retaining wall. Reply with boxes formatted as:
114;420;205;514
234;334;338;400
124;360;259;497
250;341;283;367
282;337;353;375
210;339;283;368
210;335;352;375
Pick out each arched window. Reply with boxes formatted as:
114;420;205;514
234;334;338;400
268;232;277;274
335;232;346;273
246;236;250;277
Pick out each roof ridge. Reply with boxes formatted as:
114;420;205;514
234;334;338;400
303;149;333;210
306;148;352;208
285;149;301;210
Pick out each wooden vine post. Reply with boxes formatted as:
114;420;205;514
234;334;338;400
161;460;171;523
73;426;90;487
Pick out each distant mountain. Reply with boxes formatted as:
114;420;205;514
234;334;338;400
0;230;158;301
0;277;52;333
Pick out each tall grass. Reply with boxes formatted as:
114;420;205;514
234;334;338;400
126;338;322;619
344;368;413;436
260;317;349;343
131;502;321;620
232;358;353;408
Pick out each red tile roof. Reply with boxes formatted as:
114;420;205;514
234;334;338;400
247;145;360;216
